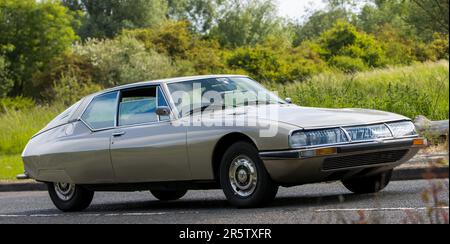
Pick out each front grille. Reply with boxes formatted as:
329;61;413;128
323;150;409;171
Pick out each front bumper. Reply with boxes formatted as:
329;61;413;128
259;137;427;185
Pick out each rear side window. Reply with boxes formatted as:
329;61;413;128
82;92;118;130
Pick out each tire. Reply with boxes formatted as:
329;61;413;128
342;170;393;194
151;189;188;201
47;183;94;212
219;142;279;208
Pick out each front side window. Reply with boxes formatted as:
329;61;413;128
118;86;169;127
82;92;118;130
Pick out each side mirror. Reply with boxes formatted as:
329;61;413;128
156;107;171;116
285;98;292;104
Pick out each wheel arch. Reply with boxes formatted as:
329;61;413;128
211;132;259;181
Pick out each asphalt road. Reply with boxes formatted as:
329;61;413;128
0;179;448;224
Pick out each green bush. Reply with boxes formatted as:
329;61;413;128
329;56;368;73
376;25;416;65
73;36;179;87
52;69;103;106
284;42;328;81
33;52;97;100
227;45;282;82
319;20;386;69
123;21;193;59
124;22;228;75
186;39;228;75
0;96;35;113
227;43;325;83
428;33;449;61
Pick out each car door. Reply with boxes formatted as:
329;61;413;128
110;85;190;183
73;91;119;184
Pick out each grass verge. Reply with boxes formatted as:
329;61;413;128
0;154;23;180
266;61;449;121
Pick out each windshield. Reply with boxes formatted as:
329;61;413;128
167;77;284;117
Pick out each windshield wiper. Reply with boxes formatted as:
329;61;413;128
186;104;224;116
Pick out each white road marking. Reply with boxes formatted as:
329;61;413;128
0;214;27;218
315;206;449;213
0;211;196;218
122;212;167;216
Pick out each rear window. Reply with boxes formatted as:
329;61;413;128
40;100;83;133
82;92;118;130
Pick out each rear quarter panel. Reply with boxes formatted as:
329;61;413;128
22;121;115;184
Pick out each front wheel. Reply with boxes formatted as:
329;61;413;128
220;142;279;208
151;189;188;201
342;170;393;194
47;183;94;212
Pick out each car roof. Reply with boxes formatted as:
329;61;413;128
96;74;249;96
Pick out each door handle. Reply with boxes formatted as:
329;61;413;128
112;131;126;137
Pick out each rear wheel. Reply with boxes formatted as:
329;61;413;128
220;142;278;208
342;170;393;194
151;189;188;201
47;183;94;212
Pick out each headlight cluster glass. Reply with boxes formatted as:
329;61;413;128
290;121;417;149
290;128;349;148
387;121;417;137
345;124;392;142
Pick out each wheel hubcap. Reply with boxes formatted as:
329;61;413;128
229;156;258;197
54;183;75;201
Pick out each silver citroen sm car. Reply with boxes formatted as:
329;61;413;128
21;75;427;211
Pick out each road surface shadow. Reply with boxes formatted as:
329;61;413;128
11;190;408;215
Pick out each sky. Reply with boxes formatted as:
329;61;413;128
276;0;327;21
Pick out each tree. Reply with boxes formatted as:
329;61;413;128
357;1;414;37
210;0;283;48
0;54;12;98
292;9;349;45
292;0;369;46
408;0;449;39
61;0;84;11
62;0;168;39
0;0;78;96
357;0;449;41
167;0;223;34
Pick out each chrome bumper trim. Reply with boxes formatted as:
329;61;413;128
259;137;426;160
16;172;30;180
